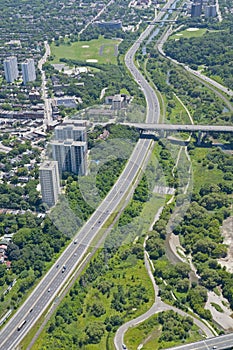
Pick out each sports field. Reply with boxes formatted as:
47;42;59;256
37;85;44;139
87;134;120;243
50;36;121;65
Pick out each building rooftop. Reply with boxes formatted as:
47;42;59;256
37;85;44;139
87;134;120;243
39;160;58;171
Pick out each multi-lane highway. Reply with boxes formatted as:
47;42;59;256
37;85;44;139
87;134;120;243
0;1;180;348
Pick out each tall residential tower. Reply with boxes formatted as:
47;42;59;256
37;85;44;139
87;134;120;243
54;124;87;142
51;121;88;176
3;56;19;83
39;160;60;207
21;58;36;85
51;140;87;176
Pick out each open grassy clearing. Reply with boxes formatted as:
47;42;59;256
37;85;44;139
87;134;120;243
165;94;191;125
50;36;121;65
190;147;224;191
170;28;207;39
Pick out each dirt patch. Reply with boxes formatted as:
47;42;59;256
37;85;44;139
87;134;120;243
218;216;233;272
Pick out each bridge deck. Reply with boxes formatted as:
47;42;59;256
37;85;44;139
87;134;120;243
123;123;233;133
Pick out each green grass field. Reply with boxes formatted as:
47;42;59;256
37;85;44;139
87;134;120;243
171;28;226;40
170;28;207;40
165;95;191;125
50;36;121;65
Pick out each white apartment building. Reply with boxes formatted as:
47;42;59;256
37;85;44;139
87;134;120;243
21;58;36;85
51;139;87;176
39;160;60;207
54;124;87;142
3;56;19;83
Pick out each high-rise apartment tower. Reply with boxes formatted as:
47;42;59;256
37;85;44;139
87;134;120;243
39;160;60;207
3;56;19;83
21;58;36;85
51;140;87;176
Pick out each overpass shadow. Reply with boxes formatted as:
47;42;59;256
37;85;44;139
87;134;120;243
140;132;189;146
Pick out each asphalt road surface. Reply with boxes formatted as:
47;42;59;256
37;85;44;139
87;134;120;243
166;333;233;350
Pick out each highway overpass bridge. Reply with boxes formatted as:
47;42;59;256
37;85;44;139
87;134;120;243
123;123;233;133
149;19;178;23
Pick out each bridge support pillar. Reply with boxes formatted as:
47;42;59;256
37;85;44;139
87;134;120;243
197;131;202;145
159;130;166;138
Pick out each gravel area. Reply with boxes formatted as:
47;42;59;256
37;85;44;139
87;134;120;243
218;216;233;273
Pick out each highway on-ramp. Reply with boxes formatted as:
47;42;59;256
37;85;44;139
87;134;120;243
0;0;178;347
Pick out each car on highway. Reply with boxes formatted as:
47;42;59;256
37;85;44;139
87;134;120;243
17;319;26;331
122;344;127;350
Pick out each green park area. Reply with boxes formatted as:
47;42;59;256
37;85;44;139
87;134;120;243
50;36;122;65
170;28;207;39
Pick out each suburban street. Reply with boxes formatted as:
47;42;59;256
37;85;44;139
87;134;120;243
78;0;115;36
38;41;53;128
